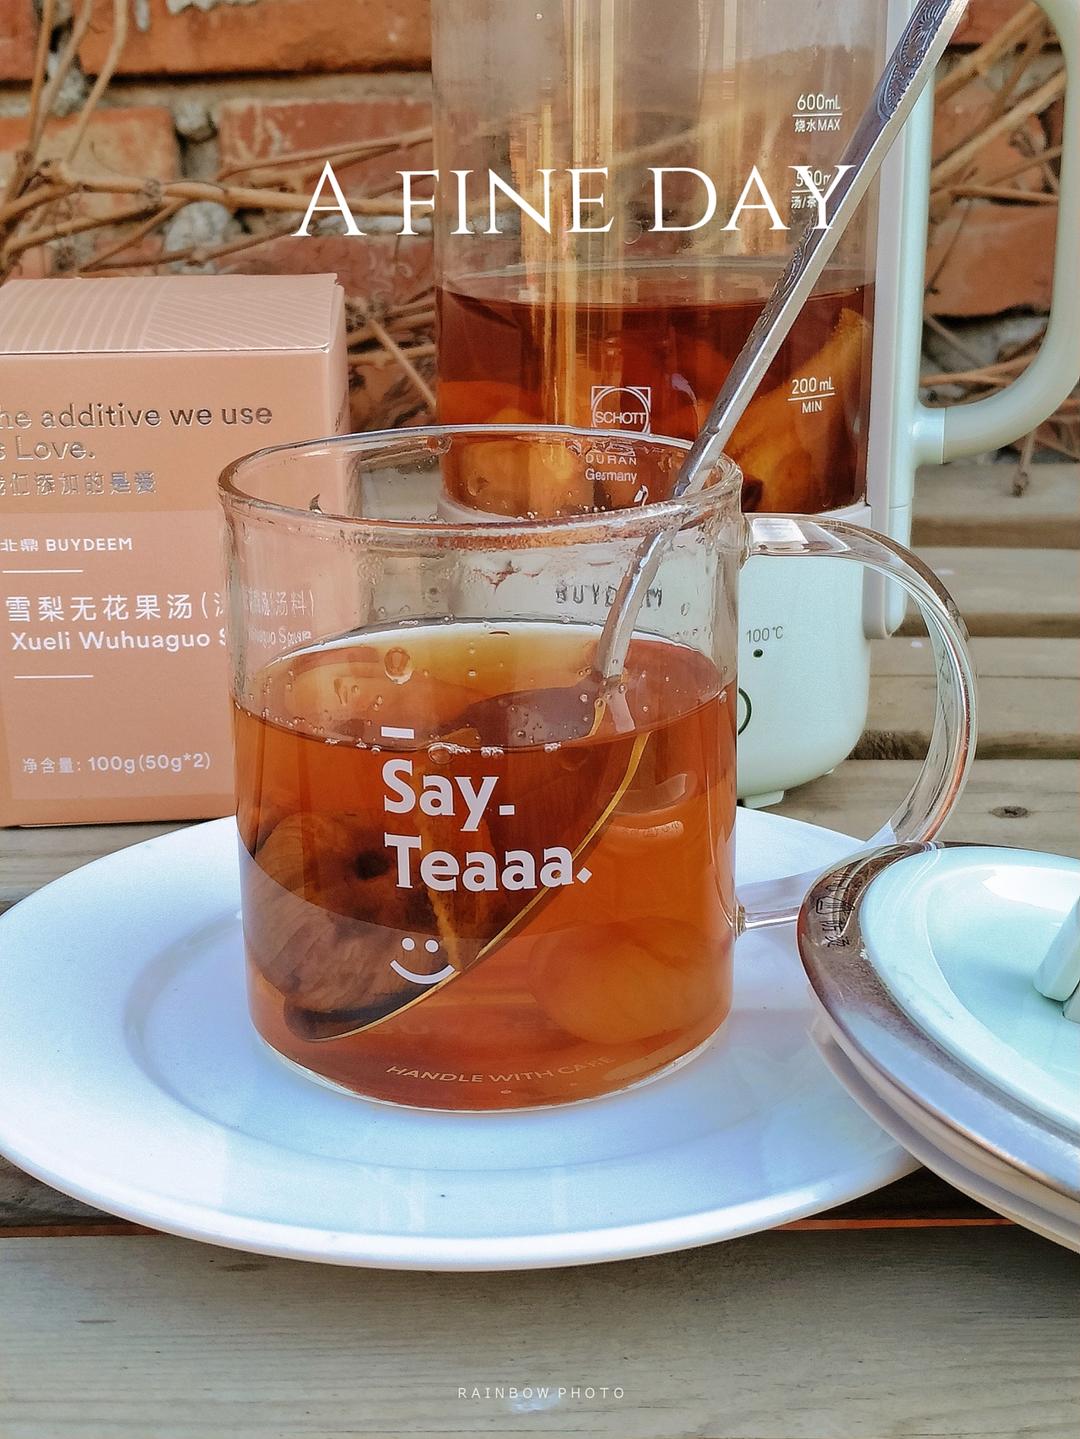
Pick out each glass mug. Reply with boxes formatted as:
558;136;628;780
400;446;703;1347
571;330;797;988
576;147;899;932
220;425;975;1111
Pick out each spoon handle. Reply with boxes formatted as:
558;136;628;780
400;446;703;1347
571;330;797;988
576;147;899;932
595;0;969;684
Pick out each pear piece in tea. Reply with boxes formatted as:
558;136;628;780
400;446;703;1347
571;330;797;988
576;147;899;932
246;786;507;1024
530;917;719;1045
726;307;871;512
447;412;595;517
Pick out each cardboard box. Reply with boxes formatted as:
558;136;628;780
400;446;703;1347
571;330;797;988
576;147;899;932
0;274;349;825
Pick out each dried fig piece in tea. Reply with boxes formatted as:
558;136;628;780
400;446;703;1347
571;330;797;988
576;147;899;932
247;811;437;1017
246;766;517;1025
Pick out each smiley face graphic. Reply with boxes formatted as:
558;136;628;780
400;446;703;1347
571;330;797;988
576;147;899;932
391;936;456;986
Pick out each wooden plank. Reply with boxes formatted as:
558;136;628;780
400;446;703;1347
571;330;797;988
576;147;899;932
874;635;1080;680
0;1160;109;1232
860;637;1080;759
0;822;184;914
905;548;1079;637
914;462;1080;549
0;1230;1076;1439
777;759;1080;857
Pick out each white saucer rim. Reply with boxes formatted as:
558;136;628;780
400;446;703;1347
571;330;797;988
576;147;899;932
0;1124;916;1271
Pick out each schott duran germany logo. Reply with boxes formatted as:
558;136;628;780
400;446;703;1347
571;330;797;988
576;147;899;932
590;385;652;431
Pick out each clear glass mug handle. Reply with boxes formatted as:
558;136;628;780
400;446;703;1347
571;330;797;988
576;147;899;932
737;515;977;931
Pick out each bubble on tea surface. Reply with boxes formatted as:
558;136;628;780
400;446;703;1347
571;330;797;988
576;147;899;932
384;646;413;684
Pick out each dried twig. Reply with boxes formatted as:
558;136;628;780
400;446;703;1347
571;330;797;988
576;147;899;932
80;198;186;270
944;184;1057;203
1013;429;1038;494
956;144;1061;192
923;313;991;369
984;19;1049;128
66;0;128;164
922;354;1037;387
936;3;1045;102
347;309;435;346
24;0;56;156
930;68;1066;189
361;312;437;408
32;0;95;154
349;342;436;368
216;129;432;183
0;169;409;265
922;11;1076;458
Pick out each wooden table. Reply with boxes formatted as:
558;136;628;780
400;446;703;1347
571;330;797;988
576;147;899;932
1;462;1077;1439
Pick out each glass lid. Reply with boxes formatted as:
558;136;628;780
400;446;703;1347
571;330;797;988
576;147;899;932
798;843;1080;1214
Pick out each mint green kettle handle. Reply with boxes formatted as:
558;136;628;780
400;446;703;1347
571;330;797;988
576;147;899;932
914;0;1079;464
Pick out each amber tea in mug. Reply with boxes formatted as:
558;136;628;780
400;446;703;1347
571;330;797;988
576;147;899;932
237;623;737;1109
221;426;974;1112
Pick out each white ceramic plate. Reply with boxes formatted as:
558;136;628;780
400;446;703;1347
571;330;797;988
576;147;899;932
818;1035;1080;1253
861;848;1080;1135
0;812;913;1270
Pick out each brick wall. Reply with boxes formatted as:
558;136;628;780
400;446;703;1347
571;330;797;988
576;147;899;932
0;0;1069;431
